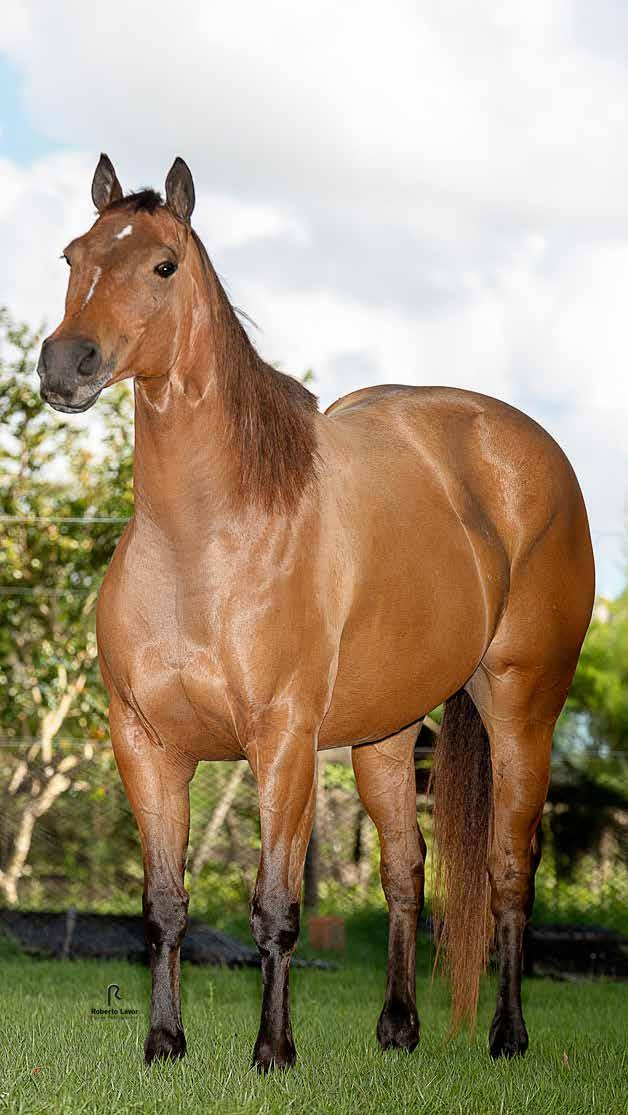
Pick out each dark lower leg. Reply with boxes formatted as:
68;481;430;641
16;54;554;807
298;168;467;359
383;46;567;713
489;909;528;1057
377;827;425;1051
248;730;316;1073
144;882;189;1062
489;786;545;1058
250;895;301;1071
108;699;195;1066
377;894;421;1051
352;728;424;1052
489;823;541;1058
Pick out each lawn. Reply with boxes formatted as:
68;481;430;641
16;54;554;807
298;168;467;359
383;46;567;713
0;917;626;1115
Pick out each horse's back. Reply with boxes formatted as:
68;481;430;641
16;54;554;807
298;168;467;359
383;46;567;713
324;383;588;545
324;381;594;630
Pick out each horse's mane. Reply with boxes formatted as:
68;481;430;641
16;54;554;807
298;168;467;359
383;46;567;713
105;193;319;511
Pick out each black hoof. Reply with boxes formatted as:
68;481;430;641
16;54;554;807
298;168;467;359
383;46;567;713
252;1032;297;1074
144;1026;186;1064
377;1002;420;1053
489;1013;528;1060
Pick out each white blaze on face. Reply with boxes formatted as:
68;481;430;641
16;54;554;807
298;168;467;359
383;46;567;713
83;266;102;308
115;224;133;240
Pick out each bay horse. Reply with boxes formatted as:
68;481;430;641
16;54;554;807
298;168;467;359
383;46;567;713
38;154;594;1072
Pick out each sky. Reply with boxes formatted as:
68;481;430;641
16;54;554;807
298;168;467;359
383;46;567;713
1;0;626;596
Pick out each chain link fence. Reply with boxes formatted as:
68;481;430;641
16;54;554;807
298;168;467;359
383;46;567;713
1;735;626;936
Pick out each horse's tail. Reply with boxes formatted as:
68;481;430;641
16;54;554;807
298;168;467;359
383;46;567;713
431;688;493;1032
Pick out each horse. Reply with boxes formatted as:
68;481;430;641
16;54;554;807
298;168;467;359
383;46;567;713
38;154;595;1072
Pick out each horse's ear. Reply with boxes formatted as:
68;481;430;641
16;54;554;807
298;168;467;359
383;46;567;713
92;153;123;213
165;157;195;224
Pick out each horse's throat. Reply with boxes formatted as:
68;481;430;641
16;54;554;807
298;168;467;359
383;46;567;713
133;384;238;528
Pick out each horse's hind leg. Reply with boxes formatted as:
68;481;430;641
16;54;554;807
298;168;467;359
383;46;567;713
467;664;569;1059
468;482;593;1057
352;724;425;1052
109;695;197;1063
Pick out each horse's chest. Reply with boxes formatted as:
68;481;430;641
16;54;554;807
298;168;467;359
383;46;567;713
129;641;243;759
98;561;248;757
97;547;320;759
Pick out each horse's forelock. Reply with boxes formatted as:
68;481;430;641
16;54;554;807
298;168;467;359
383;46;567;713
103;189;164;216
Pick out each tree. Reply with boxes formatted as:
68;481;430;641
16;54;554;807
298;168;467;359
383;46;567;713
567;586;628;758
547;576;628;883
0;310;133;904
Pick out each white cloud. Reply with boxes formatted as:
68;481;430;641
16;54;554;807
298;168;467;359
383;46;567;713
5;0;628;224
1;0;627;594
197;192;308;251
0;152;96;326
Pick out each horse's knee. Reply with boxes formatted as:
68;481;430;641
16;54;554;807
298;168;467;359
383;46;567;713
144;885;189;950
250;894;300;957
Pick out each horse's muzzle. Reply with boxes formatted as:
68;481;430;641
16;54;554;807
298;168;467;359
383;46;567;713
38;336;105;412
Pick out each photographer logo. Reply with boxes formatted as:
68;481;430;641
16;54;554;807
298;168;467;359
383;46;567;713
91;983;140;1019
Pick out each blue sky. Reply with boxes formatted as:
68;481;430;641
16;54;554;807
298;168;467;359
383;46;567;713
1;1;626;597
0;56;53;163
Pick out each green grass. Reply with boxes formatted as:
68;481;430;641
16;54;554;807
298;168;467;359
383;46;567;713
0;920;626;1115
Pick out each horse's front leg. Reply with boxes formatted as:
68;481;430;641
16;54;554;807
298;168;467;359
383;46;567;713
109;696;197;1064
247;725;317;1072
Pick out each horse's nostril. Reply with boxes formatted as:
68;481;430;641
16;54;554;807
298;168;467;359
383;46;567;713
77;342;101;377
39;335;102;387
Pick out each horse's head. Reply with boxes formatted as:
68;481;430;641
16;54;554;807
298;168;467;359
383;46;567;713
38;154;198;412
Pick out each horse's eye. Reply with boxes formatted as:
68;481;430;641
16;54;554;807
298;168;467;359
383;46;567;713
154;261;177;278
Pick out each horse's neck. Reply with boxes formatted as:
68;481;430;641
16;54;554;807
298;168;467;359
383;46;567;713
132;371;239;539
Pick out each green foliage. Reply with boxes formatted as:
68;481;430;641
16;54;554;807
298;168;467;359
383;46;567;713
545;577;628;885
534;856;627;933
0;307;133;744
568;588;628;757
0;309;136;902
